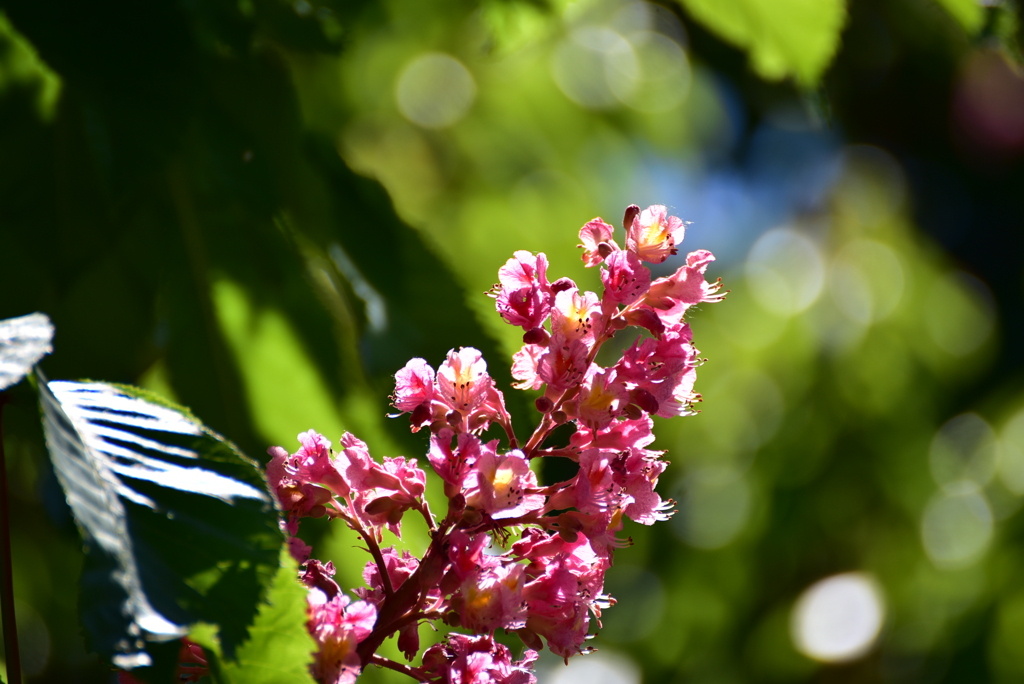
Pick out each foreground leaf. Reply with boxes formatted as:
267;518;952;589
677;0;846;86
38;379;283;669
0;312;53;391
192;549;317;684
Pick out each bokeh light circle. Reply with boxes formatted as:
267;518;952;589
924;271;995;357
612;31;691;112
544;650;640;684
395;52;476;129
828;239;905;325
673;465;751;549
929;412;998;490
791;573;885;663
551;26;636;109
921;487;993;568
745;228;825;316
998;408;1024;495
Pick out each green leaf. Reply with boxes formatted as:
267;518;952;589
37;378;283;669
191;549;316;684
0;312;53;391
676;0;847;86
934;0;985;35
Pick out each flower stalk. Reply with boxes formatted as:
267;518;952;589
266;205;725;683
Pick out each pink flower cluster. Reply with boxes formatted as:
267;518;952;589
265;205;724;684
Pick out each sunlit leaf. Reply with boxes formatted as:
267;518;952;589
192;549;317;684
38;378;282;669
0;312;53;391
676;0;847;86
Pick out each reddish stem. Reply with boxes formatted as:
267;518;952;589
370;654;429;681
352;519;395;598
356;520;453;667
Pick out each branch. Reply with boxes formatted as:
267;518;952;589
370;655;429;681
349;515;395;597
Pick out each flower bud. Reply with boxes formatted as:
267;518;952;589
623;204;640;230
410;403;431;427
623;403;643;420
422;643;449;671
597;242;614;259
523;326;550;346
387;506;405;525
398;622;420;660
447;410;463;427
517;628;543;651
551;410;567;425
624;308;665;338
535;396;554;413
461;508;483;526
611;316;628;331
630;387;660;415
364;496;398;516
448;492;466;515
558;512;584;532
550;277;576;294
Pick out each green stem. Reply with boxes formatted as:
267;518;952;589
0;396;22;684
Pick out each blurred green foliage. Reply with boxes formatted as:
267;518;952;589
1;0;1023;682
676;0;848;85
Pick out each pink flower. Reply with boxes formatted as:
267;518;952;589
265;202;724;679
498;251;550;292
291;431;349;497
561;449;618;516
356;547;422;605
447;530;501;583
289;535;313;563
574;366;629;429
642;249;725;322
491;251;552;330
613;448;673;524
307;590;377;684
550;288;602;345
334;432;397;496
614;323;699;416
429;431;494;497
511;344;546;391
437;348;497;425
465;449;544;520
495;286;550;331
421;634;538;684
537;334;588;392
577;218;619;267
570;415;656;452
626;205;687;264
301;559;341;599
392;358;436;412
454;562;527;633
351;455;426;538
514;534;611;658
265;440;337;534
600;249;651;306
